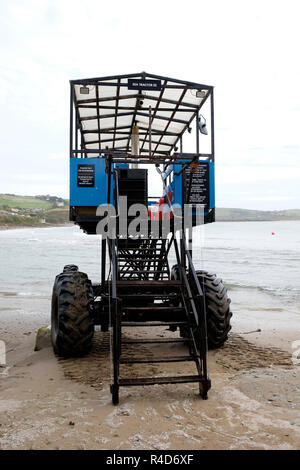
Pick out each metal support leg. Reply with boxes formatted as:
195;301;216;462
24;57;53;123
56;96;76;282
111;298;120;405
188;227;192;259
110;238;120;405
101;238;106;287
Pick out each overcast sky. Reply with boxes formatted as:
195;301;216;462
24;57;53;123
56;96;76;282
0;0;299;210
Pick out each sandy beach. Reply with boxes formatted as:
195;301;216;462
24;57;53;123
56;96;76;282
0;288;299;450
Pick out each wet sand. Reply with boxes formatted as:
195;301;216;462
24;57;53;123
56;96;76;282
0;292;299;450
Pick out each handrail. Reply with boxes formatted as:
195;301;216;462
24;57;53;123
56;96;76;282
182;231;203;298
173;237;199;327
71;150;208;159
181;231;208;378
156;165;182;222
110;238;117;299
174;155;199;176
173;236;204;381
114;168;120;220
173;231;209;380
109;236;120;401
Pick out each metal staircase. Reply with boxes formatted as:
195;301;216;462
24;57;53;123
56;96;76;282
117;238;170;280
108;236;211;405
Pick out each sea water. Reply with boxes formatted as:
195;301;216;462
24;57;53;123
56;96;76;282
0;222;299;312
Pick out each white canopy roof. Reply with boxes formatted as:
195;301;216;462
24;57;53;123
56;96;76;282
72;72;212;157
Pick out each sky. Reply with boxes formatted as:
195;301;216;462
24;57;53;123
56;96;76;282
0;0;299;210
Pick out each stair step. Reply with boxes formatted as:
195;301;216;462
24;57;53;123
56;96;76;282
121;293;180;298
121;321;187;327
119;375;207;386
119;355;198;364
119;247;163;251
122;337;190;344
118;258;166;262
123;306;184;312
116;280;182;286
119;270;168;274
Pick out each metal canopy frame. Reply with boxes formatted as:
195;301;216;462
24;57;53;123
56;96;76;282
70;72;215;161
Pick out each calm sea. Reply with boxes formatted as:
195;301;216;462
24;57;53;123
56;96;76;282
0;221;299;310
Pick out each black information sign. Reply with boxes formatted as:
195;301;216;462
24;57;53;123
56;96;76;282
77;164;95;187
128;79;162;91
184;162;210;210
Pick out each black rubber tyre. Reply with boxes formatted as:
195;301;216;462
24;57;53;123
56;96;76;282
63;264;78;273
51;269;94;357
196;270;232;349
171;265;232;349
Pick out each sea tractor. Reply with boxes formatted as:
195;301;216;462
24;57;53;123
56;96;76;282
51;72;232;404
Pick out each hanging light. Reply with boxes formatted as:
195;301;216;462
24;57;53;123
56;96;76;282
196;90;206;98
80;85;90;95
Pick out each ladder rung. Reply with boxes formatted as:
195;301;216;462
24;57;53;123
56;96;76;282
120;248;163;251
122;337;190;344
119;270;167;274
118;258;165;262
121;293;180;298
116;280;182;286
121;321;187;327
119;355;198;364
123;306;184;311
119;375;208;386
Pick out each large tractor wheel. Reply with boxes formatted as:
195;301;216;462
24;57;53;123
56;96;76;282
195;271;232;349
51;266;94;357
171;266;232;349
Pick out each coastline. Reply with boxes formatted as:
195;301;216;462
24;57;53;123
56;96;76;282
1;218;299;232
0;223;72;231
216;218;300;222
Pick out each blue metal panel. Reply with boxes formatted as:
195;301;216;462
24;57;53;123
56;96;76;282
171;160;215;214
70;157;107;206
114;163;129;170
173;163;183;207
70;159;130;207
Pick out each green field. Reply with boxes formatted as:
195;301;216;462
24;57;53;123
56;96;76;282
0;194;53;209
0;214;43;226
0;209;69;227
0;194;69;227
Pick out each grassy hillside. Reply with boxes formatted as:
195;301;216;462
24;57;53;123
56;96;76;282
0;193;69;228
216;208;300;221
0;214;44;227
0;193;299;227
0;194;53;209
0;210;69;227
